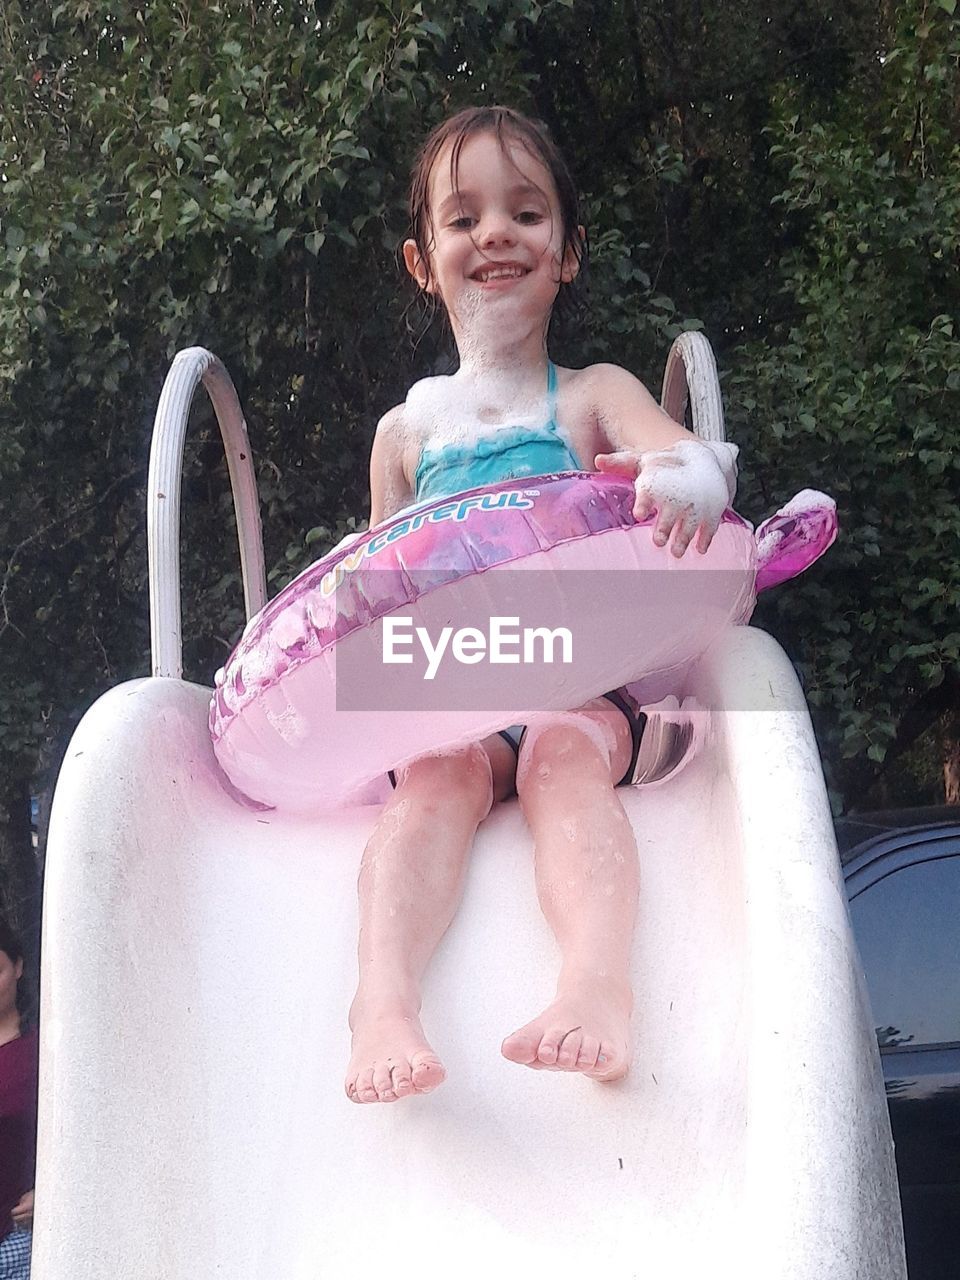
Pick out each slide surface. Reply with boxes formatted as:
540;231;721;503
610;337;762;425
35;627;906;1279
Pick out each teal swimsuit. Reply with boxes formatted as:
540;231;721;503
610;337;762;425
413;362;582;501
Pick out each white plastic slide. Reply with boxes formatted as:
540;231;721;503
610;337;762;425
35;628;906;1279
33;340;907;1277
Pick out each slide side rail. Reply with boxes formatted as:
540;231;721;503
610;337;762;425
147;347;266;679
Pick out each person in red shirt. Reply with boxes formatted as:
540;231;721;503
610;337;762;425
0;923;37;1280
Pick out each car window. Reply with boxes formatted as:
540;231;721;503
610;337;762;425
848;854;960;1049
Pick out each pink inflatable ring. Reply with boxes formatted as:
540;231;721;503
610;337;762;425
210;472;835;812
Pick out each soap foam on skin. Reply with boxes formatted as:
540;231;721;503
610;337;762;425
400;280;573;469
375;267;737;544
403;366;552;459
633;439;739;547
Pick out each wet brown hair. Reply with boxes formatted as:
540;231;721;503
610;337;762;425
407;105;587;315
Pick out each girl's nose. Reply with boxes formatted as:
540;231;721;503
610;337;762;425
478;212;516;248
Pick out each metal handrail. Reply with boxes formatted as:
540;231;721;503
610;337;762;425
147;347;267;678
660;331;726;443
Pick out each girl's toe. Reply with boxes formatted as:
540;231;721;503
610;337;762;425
536;1029;564;1065
391;1063;415;1096
556;1027;584;1070
372;1061;395;1100
576;1035;601;1072
356;1067;378;1102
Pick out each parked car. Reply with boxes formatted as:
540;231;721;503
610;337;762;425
838;806;960;1280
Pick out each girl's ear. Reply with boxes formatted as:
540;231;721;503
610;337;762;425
403;239;434;293
560;225;586;284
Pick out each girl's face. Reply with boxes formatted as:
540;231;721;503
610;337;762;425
404;130;580;338
0;948;23;1019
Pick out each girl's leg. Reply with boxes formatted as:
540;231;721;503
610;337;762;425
502;701;639;1081
346;736;516;1104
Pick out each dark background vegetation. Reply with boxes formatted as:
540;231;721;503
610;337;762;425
1;0;958;954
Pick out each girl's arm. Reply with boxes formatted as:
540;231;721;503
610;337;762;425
589;363;693;453
587;363;738;557
369;405;415;526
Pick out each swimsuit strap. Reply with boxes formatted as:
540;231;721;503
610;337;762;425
546;360;558;426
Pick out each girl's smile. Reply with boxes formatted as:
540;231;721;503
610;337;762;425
470;262;530;285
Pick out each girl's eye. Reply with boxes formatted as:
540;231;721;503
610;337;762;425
517;210;544;224
450;215;476;230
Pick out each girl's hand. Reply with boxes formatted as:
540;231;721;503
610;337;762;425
11;1189;34;1229
595;439;738;557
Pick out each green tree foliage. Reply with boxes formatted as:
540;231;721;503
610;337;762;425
727;0;960;803
0;0;955;859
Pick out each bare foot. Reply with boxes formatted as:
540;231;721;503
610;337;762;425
501;979;632;1082
345;1010;446;1104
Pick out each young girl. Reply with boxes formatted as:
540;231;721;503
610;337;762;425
345;105;737;1105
